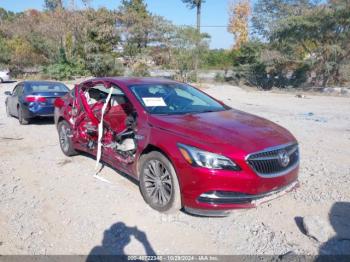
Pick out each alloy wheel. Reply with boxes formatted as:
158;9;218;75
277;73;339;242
143;159;173;206
59;124;70;153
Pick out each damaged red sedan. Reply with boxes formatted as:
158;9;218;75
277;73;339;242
54;78;299;216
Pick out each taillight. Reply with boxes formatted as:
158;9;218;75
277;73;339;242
25;96;47;103
54;97;65;108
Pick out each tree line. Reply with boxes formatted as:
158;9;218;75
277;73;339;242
0;0;349;88
227;0;350;88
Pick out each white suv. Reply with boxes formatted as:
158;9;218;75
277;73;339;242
0;69;11;82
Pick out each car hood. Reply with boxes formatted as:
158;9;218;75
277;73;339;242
149;109;296;153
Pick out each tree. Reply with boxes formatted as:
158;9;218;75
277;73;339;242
230;41;269;87
44;0;63;11
0;34;11;66
116;0;154;66
8;36;47;68
228;0;251;49
84;8;122;76
149;16;177;67
181;0;206;81
0;8;16;25
44;0;91;11
182;0;205;32
252;0;319;39
271;0;350;86
170;26;210;81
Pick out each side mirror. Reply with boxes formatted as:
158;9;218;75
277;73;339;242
54;97;65;108
4;91;11;96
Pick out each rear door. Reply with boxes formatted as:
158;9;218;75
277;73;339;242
72;83;95;127
9;83;23;116
69;82;98;148
7;85;17;115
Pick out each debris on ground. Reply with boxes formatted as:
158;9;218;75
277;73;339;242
57;159;73;167
299;112;328;123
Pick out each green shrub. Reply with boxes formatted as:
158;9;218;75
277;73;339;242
43;60;88;80
86;54;125;77
290;64;310;87
131;62;150;77
214;72;225;82
247;63;273;89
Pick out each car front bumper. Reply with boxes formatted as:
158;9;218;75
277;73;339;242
178;160;299;215
197;180;299;205
184;180;299;216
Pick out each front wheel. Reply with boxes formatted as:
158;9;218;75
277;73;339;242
58;120;77;156
139;151;182;213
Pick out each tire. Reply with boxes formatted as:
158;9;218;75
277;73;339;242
139;151;182;213
5;103;11;117
0;78;3;83
58;120;78;156
18;107;29;125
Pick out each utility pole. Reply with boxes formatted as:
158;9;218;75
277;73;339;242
182;0;205;82
194;0;201;82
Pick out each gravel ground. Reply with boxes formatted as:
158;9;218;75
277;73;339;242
0;81;349;256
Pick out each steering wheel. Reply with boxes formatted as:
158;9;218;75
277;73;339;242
168;95;193;112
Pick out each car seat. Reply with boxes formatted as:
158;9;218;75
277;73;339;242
85;90;98;105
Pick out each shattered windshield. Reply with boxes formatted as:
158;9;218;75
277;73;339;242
129;83;226;115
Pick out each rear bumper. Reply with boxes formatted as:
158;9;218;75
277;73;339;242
22;105;55;118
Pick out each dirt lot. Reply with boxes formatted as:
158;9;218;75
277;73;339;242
0;81;349;256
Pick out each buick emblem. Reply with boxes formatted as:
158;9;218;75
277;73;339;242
278;150;290;167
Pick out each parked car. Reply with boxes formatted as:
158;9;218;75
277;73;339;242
0;69;11;83
54;78;299;216
5;81;70;125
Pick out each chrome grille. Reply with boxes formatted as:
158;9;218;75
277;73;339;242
247;143;299;178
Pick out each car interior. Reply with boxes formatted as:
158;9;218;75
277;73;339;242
77;83;137;159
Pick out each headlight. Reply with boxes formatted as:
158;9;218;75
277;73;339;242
178;143;240;171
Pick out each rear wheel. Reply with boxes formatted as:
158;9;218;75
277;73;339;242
18;107;29;125
139;151;181;213
58;120;77;156
5;103;11;117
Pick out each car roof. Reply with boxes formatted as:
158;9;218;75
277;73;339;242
90;77;178;87
22;80;66;85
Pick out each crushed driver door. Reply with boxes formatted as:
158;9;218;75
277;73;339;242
71;81;137;169
70;82;101;152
